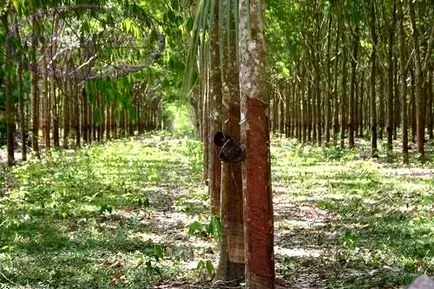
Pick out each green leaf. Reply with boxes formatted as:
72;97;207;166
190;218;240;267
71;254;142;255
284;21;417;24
153;244;164;261
205;260;214;277
188;220;204;234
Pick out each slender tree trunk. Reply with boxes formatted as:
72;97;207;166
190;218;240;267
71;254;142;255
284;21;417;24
426;68;433;141
333;21;340;144
370;0;378;157
279;87;285;135
386;0;397;154
239;0;275;287
348;24;359;149
13;16;28;161
358;70;364;137
74;86;81;147
408;1;425;158
1;13;15;165
51;13;60;148
31;15;40;156
18;40;27;161
410;67;416;143
83;89;89;143
208;0;222;216
106;105;111;140
42;43;51;151
398;0;408;163
201;48;210;184
314;58;321;144
378;69;385;139
340;31;348;149
100;98;105;141
325;14;333;145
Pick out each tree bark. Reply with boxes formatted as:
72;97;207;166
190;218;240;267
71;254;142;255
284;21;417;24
239;0;275;287
348;24;359;149
386;0;397;154
1;13;15;165
340;29;348;149
215;0;245;282
408;1;425;158
398;0;408;163
31;15;40;156
370;0;378;157
208;0;222;216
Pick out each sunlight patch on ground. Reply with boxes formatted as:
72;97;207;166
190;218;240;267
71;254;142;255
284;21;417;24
380;167;434;179
276;219;327;230
275;246;323;258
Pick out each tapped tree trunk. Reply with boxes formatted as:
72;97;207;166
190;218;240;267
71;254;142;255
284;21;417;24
215;0;244;283
239;0;275;287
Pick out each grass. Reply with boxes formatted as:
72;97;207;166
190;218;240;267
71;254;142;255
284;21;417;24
272;137;434;288
1;133;434;288
0;133;212;288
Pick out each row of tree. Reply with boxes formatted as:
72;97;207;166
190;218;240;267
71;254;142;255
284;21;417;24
188;0;275;287
265;0;433;161
191;0;433;286
0;0;188;166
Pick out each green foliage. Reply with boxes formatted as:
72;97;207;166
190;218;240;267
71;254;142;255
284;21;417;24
3;130;434;288
188;215;221;242
164;102;195;137
272;138;434;288
0;135;205;288
196;259;214;279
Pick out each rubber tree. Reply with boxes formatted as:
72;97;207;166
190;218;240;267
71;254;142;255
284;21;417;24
239;0;275;287
215;0;245;283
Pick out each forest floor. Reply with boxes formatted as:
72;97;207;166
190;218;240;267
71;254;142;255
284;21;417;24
1;133;434;289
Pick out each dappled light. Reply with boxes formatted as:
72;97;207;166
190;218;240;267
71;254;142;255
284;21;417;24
1;0;433;288
2;134;434;288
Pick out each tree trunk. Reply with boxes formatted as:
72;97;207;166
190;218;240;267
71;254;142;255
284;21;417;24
14;16;27;161
408;1;425;158
83;89;89;143
410;67;416;143
51;13;60;148
370;0;378;157
386;0;397;154
31;15;40;156
1;13;15;165
348;24;359;149
325;15;333;145
398;0;408;163
239;0;275;287
358;70;364;137
215;0;244;282
208;0;222;216
333;21;340;144
340;30;348;149
74;86;81;147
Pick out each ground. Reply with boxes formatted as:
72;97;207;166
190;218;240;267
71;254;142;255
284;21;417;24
1;133;434;288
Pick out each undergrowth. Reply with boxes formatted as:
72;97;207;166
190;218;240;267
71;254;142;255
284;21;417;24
1;133;434;288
